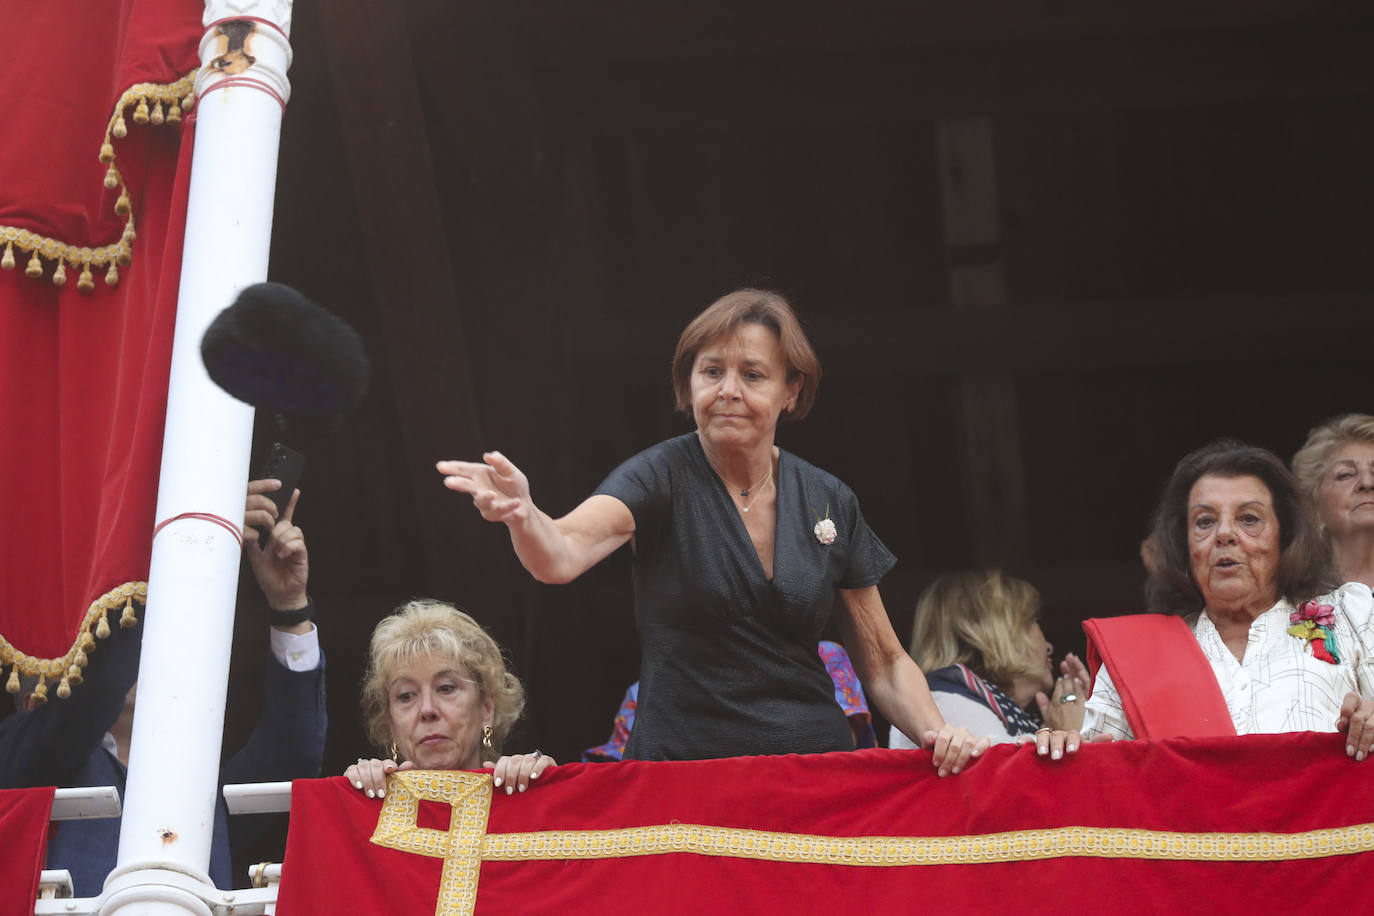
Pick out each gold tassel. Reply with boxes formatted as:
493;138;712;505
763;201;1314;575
96;614;111;639
99;141;115;163
25;251;42;279
5;667;18;694
150;100;164;125
105;263;119;286
57;676;71;699
74;647;88;668
104;163;120;189
52;261;67;287
1;241;14;270
80;630;96;652
168;100;182;123
113;112;128;138
67;664;83;687
77;262;94;292
133;97;149;124
120;597;137;628
115;190;131;216
182;93;195;112
32;679;47;704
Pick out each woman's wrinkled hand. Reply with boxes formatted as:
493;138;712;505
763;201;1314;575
920;725;989;777
345;757;414;799
1337;692;1374;761
484;751;557;795
437;452;532;526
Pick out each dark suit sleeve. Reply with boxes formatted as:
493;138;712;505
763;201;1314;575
0;621;142;789
219;647;326;856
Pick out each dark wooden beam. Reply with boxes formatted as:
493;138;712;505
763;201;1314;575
559;292;1374;379
507;0;1369;67
533;23;1373;133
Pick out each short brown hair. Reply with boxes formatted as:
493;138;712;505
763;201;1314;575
1146;440;1336;613
360;600;525;756
1292;413;1374;502
671;289;821;421
907;570;1045;694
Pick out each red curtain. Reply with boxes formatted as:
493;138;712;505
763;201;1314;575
0;1;201;696
0;787;54;916
278;733;1374;915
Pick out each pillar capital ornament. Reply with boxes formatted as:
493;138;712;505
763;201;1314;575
195;1;293;106
203;0;292;36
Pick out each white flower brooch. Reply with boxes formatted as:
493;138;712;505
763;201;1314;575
812;505;836;545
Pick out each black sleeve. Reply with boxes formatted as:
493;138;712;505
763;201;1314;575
593;441;675;536
835;483;896;590
220;650;327;855
0;621;142;789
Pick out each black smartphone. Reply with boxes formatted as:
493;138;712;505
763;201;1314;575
253;442;306;548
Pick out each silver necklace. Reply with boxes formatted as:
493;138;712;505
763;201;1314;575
710;462;773;513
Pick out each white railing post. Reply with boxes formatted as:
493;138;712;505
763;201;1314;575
101;3;293;914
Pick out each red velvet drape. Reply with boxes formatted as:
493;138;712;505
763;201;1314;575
0;787;54;916
0;1;201;692
278;734;1374;915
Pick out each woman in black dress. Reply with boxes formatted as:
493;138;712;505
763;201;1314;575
438;289;987;774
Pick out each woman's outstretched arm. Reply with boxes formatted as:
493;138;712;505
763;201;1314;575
438;451;634;584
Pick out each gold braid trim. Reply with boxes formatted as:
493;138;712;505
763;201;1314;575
370;769;1374;916
480;821;1374;865
0;72;197;292
1;581;147;703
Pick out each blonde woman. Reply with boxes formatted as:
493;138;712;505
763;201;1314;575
1293;414;1374;588
345;601;554;798
890;571;1088;754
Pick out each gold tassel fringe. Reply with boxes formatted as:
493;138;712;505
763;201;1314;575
0;70;196;297
0;582;147;703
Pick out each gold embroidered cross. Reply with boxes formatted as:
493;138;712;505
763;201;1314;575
370;770;492;916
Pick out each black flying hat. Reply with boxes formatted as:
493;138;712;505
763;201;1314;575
200;282;369;438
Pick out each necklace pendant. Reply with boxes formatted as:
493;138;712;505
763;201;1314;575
742;505;750;513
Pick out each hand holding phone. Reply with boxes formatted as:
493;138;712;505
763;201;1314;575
253;443;306;548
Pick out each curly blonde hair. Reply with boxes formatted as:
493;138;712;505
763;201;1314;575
908;570;1045;693
1292;413;1374;503
360;600;525;756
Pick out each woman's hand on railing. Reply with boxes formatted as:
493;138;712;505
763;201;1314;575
484;751;557;796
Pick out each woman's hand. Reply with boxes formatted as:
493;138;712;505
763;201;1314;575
437;452;532;526
1019;727;1115;760
484;751;557;795
345;757;414;798
1022;728;1082;761
1337;692;1374;760
1038;653;1090;732
920;726;990;777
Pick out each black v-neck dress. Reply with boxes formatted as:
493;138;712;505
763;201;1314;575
594;433;896;761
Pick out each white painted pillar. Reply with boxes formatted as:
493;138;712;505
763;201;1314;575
102;3;293;914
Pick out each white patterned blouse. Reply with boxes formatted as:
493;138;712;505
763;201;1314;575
1082;583;1374;740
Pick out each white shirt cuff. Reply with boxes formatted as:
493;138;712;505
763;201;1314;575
269;623;320;672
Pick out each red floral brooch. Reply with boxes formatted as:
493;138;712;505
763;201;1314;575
1287;600;1341;664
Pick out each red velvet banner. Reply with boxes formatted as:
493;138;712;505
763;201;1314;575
0;787;55;916
0;1;201;697
279;734;1374;915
